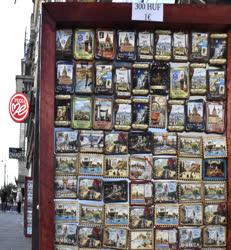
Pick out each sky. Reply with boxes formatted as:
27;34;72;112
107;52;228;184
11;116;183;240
0;1;33;188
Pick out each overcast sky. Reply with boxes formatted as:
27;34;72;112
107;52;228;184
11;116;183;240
0;1;33;187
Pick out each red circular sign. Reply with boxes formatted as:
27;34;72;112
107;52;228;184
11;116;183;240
9;93;30;123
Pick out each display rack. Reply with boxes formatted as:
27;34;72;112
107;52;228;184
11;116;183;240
24;176;33;237
39;3;231;250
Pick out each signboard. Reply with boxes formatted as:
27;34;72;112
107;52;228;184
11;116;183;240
9;92;29;123
132;2;163;22
9;147;24;159
24;177;33;237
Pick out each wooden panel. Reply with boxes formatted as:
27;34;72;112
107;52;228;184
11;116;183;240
39;7;56;250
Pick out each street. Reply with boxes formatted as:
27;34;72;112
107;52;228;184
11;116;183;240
0;210;31;250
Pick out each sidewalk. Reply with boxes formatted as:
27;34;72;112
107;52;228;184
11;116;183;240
0;210;31;250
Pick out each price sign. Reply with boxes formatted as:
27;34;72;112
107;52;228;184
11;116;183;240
132;2;164;22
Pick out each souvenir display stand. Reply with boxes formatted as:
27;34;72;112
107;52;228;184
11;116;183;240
24;176;33;237
40;3;231;250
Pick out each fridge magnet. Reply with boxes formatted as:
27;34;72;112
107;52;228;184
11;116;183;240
179;203;203;226
105;204;129;226
56;29;73;58
203;158;227;181
155;228;178;250
130;230;153;250
55;200;78;222
93;97;113;130
137;31;154;61
78;226;103;248
203;225;226;247
210;33;227;65
71;96;92;129
132;97;149;130
79;130;104;153
130;206;153;229
132;63;149;95
153;156;178;179
79;204;104;225
103;227;128;249
105;131;128;154
155;30;172;61
203;136;227;158
179;227;202;248
207;69;226;100
153;132;177;155
74;29;94;60
78;178;103;201
95;29;115;60
75;61;94;94
56;61;74;94
78;153;104;176
178;135;202;157
179;182;203;202
186;99;205;132
104;180;128;203
206;101;225;134
178;157;202;180
155;204;179;226
114;62;132;97
55;95;71;127
150;62;170;95
189;63;207;95
55;245;78;250
149;95;167;128
190;31;209;61
172;32;189;61
204;182;227;202
129;154;153;181
170;65;189;99
130;181;153;205
128;132;152;154
54;176;77;199
55;154;77;175
55;223;78;245
204;203;227;225
104;155;129;178
154;181;178;203
117;30;136;61
54;128;78;153
114;99;132;131
167;100;185;132
95;62;113;94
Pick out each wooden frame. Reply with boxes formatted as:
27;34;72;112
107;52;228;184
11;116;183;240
40;3;231;250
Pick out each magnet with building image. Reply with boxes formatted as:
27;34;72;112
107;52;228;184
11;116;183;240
204;203;227;225
117;30;136;61
207;69;226;100
128;132;152;154
153;156;177;179
153;132;177;155
56;61;74;94
130;206;153;229
150;62;170;95
209;33;227;65
103;180;128;203
170;65;189;99
71;96;92;129
203;136;227;158
154;180;178;203
179;203;203;226
190;31;209;62
79;130;104;153
132;97;149;130
103;227;128;249
179;227;202;248
173;31;189;61
130;230;153;250
95;29;115;60
55;154;77;176
204;182;227;202
137;31;154;61
79;204;104;225
55;223;78;246
78;226;103;249
132;63;150;96
155;228;178;250
56;29;73;58
55;95;71;127
105;204;129;226
93;96;113;130
54;175;77;199
186;99;205;132
130;181;153;206
114;62;132;97
203;225;226;247
114;99;132;131
155;30;172;61
54;200;78;222
178;135;202;158
179;182;203;203
75;61;94;94
206;101;225;134
189;63;207;95
203;158;227;181
104;131;128;154
95;62;113;94
155;204;179;226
